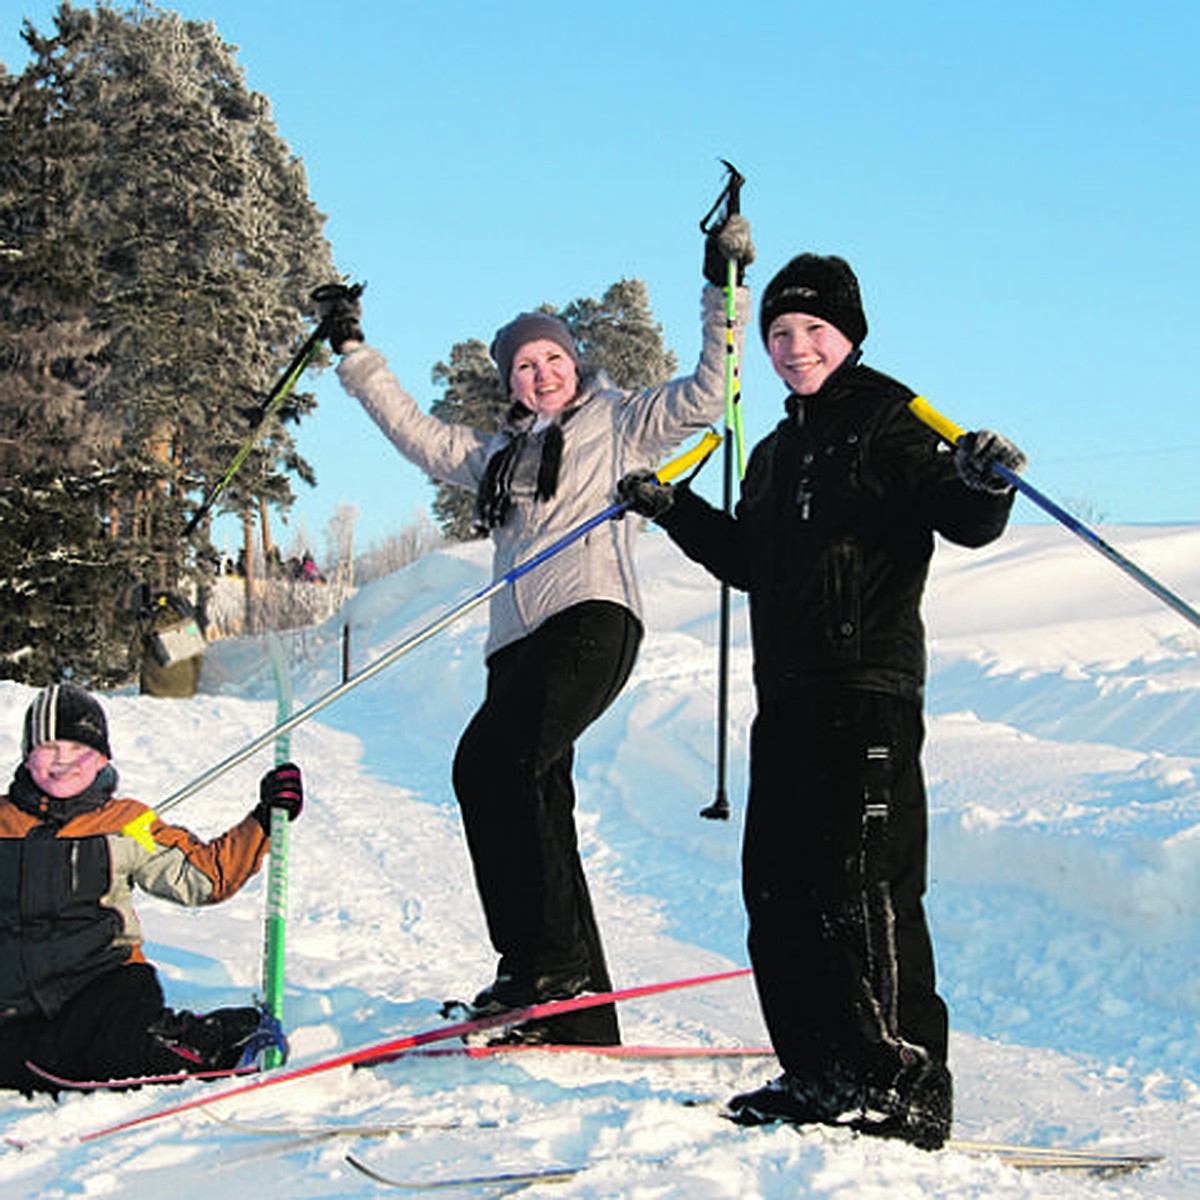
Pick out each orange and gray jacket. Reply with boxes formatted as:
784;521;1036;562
0;772;267;1021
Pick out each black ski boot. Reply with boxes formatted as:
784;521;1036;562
724;1069;859;1128
468;961;591;1017
851;1043;953;1151
148;1005;284;1071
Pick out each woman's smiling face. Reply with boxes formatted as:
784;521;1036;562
508;339;579;415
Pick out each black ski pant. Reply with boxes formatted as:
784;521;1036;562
743;689;948;1090
452;601;642;1042
0;964;182;1093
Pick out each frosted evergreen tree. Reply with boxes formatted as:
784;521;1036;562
0;2;336;681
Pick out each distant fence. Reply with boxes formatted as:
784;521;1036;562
206;569;354;638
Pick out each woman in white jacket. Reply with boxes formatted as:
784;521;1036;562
316;221;751;1044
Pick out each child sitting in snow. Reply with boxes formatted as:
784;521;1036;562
0;683;303;1093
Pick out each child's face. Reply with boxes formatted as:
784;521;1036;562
26;740;107;799
767;312;853;396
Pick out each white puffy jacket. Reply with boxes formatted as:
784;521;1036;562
336;284;749;658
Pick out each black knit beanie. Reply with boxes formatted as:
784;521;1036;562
759;254;868;348
22;683;112;759
489;313;579;395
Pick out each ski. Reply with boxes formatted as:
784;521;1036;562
24;1060;259;1091
76;966;751;1143
948;1138;1162;1176
392;1043;774;1062
345;1152;582;1192
206;1112;494;1139
717;1097;1162;1177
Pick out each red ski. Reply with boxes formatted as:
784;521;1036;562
77;967;751;1143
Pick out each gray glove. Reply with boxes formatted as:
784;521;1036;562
617;469;676;520
311;282;364;353
703;214;756;287
955;429;1026;493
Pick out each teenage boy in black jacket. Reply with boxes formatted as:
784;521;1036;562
619;253;1025;1149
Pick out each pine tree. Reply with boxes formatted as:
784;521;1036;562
63;4;335;587
428;278;677;540
429;339;507;540
560;278;677;389
0;3;336;681
0;22;129;684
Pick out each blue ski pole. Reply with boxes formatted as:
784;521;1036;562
152;432;723;818
910;396;1200;632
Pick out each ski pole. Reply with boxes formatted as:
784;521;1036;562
154;432;723;817
182;318;331;539
698;158;746;822
260;634;293;1069
910;395;1200;632
699;158;747;478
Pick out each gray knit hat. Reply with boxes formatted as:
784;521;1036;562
22;683;112;759
489;313;579;394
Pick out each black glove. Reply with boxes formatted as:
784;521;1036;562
252;762;304;831
311;282;364;354
703;214;756;287
617;469;676;520
955;429;1027;493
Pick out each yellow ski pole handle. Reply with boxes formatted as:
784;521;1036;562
655;429;722;483
908;395;965;446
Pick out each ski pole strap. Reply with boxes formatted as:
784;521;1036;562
698;158;745;232
909;395;1200;633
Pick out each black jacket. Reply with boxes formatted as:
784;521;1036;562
659;362;1015;702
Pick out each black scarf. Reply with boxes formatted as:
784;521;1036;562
474;419;565;533
8;762;119;825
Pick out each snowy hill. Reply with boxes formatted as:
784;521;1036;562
2;521;1200;1196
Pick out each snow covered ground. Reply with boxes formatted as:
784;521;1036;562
3;519;1200;1196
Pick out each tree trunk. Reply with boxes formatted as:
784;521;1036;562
259;494;274;570
241;514;256;633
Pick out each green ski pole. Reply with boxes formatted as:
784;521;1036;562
698;158;746;822
182;315;333;539
261;633;293;1068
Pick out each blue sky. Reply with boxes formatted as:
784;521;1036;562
4;0;1199;559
